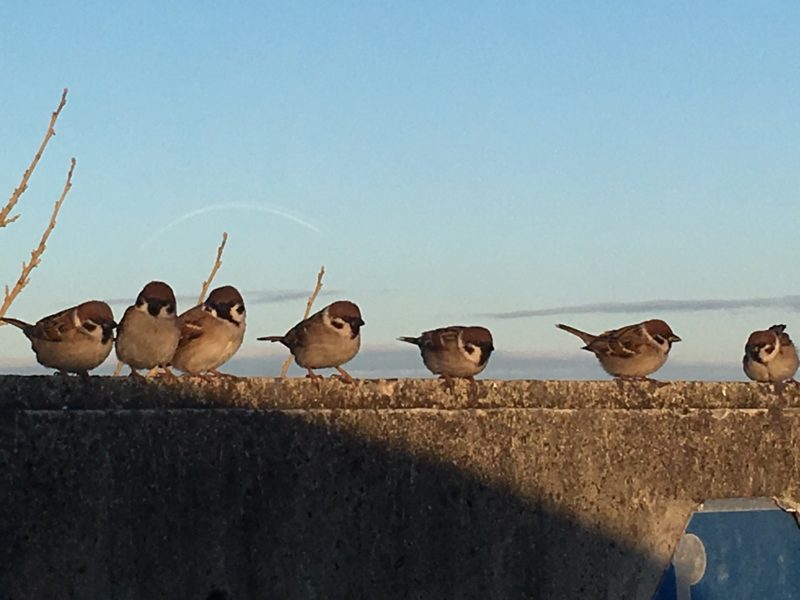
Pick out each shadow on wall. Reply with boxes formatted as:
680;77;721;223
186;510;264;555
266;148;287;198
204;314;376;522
1;409;661;599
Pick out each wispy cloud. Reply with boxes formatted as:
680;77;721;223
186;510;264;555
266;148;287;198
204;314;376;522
140;202;321;248
485;295;800;320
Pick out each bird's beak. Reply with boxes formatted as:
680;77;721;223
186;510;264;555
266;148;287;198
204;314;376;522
670;335;681;343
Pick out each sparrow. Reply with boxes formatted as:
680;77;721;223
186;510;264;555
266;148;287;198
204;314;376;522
115;281;181;377
0;300;116;378
170;285;246;377
743;324;799;384
556;319;681;380
258;300;364;383
398;326;494;382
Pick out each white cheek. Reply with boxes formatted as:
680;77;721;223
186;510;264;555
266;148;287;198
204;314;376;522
85;324;104;341
331;318;350;336
761;345;780;362
206;306;218;319
457;339;480;364
158;305;175;319
230;305;245;324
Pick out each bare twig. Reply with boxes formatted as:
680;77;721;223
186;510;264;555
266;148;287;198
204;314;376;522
280;265;325;378
0;158;76;322
198;232;228;304
1;89;68;228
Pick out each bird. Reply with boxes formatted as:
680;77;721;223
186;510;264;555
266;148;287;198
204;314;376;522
743;324;799;385
398;326;494;383
258;300;364;383
0;300;116;378
556;319;681;380
115;281;181;377
170;285;246;377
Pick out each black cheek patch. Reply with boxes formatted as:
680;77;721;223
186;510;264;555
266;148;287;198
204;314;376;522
348;319;362;337
478;346;492;366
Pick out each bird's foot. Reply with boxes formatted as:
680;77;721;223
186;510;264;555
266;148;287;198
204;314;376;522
207;369;238;380
438;375;456;393
334;367;356;385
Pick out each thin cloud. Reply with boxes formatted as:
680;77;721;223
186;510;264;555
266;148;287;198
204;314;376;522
485;295;800;320
141;202;321;248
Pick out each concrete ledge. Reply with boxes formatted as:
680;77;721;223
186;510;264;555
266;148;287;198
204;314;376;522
2;377;799;599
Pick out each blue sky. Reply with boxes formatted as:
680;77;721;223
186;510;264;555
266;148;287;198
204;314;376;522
1;2;799;379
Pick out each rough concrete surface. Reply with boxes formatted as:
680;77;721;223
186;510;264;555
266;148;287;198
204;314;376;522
1;376;799;599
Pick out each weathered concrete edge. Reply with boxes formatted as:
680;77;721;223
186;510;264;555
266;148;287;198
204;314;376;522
0;375;798;410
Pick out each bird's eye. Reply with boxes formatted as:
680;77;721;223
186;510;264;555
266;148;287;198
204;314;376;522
236;305;244;315
332;320;344;330
653;334;665;344
465;343;475;353
765;345;775;354
83;322;97;332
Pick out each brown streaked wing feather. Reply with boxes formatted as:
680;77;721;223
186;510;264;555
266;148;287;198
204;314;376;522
419;327;462;351
586;324;641;358
30;307;78;342
281;320;311;352
177;306;210;348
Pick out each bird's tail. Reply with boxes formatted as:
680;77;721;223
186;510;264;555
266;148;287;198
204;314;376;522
256;335;285;343
0;317;32;331
555;323;596;345
397;336;421;346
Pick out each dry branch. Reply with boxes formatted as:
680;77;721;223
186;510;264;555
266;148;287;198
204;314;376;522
1;89;69;229
198;232;228;304
280;265;325;378
0;158;76;322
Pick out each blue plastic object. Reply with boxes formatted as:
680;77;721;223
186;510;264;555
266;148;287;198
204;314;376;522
653;498;800;599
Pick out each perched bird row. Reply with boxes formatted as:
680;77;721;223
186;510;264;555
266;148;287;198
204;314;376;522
1;283;797;385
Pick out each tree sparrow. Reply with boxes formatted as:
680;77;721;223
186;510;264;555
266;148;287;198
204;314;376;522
258;300;364;383
398;325;494;382
170;285;246;377
743;324;799;384
1;301;116;378
556;319;681;380
115;281;181;377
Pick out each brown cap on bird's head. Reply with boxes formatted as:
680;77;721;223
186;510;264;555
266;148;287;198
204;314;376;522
138;281;177;306
461;326;494;350
76;301;116;327
327;300;363;323
643;319;681;342
205;285;244;308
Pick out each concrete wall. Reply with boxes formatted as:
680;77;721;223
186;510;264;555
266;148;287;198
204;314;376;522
1;376;799;599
